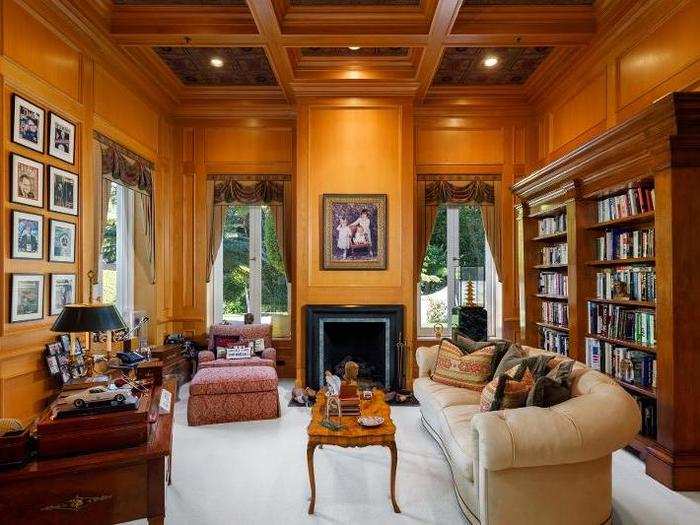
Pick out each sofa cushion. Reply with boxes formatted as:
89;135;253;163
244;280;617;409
480;368;534;412
190;366;278;396
492;343;527;378
432;339;496;391
413;377;481;434
199;357;275;369
527;359;574;408
441;404;480;481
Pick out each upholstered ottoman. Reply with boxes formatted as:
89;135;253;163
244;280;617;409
187;366;280;426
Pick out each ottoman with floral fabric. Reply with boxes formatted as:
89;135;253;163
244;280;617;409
187;366;280;426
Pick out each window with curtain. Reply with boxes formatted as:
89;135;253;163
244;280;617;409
210;205;291;337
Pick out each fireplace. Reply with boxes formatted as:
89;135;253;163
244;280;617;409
305;305;404;391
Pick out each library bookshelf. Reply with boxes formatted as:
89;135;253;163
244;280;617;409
513;93;700;490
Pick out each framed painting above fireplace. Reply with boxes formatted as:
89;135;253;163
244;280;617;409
322;193;387;270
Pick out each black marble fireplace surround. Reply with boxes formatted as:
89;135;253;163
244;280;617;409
305;305;404;391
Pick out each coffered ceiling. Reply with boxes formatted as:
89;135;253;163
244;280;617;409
97;0;602;112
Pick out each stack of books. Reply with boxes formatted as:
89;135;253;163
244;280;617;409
329;384;360;416
597;187;655;222
537;213;566;236
585;338;656;389
587;302;655;346
540;328;569;356
541;243;568;265
595;266;656;302
595;227;654;260
541;301;568;326
539;272;568;296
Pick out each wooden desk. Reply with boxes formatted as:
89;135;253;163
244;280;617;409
148;344;192;396
0;379;176;524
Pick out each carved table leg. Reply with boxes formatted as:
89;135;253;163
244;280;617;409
307;442;318;514
388;441;401;513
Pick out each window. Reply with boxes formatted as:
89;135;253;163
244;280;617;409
210;205;291;338
100;181;134;321
418;205;502;338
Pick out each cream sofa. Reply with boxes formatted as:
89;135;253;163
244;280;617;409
414;344;640;525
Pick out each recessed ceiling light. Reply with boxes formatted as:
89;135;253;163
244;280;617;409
210;57;224;68
483;56;499;68
348;46;361;51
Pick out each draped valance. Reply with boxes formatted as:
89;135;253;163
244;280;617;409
94;131;154;196
417;178;502;283
212;178;284;205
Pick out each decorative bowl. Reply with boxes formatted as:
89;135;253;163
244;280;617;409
357;416;384;427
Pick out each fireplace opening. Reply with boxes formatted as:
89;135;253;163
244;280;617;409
323;321;387;388
305;305;404;391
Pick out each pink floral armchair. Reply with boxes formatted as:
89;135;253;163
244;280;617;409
198;323;277;369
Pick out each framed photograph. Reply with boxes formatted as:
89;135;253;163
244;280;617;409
50;273;76;316
48;166;79;216
49;220;76;263
12;94;45;153
10;153;44;208
10;274;44;323
12;211;43;259
60;333;72;354
47;112;76;164
322;194;387;270
46;354;60;376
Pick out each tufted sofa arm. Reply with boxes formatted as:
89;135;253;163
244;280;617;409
199;350;215;364
416;345;439;377
262;347;276;362
470;381;640;472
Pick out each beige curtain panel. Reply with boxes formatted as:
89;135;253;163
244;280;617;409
416;179;502;283
206;176;292;283
93;132;156;285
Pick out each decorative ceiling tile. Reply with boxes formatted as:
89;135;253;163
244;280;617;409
114;1;246;5
153;47;277;86
433;47;552;86
462;0;593;4
289;0;420;6
300;47;410;57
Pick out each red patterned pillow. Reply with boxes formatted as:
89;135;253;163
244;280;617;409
431;339;496;391
214;335;240;349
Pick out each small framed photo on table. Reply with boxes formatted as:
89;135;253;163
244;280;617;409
10;153;44;208
47;112;76;164
10;274;44;323
48;166;79;216
49;220;76;263
12;211;43;260
12;94;45;153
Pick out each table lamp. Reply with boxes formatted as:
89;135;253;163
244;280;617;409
51;303;127;376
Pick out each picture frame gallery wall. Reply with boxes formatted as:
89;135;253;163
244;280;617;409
7;92;79;324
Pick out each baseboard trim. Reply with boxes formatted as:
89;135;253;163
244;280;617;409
420;415;480;525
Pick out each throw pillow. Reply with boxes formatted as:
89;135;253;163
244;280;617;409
431;339;497;391
492;343;527;379
480;368;535;412
226;345;252;360
213;335;240;349
216;347;227;359
451;333;492;354
527;359;574;408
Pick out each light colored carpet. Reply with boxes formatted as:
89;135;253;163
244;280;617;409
126;380;700;525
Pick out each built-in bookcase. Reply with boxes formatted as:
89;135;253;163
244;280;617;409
514;93;700;490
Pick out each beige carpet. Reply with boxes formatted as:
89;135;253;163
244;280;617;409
126;380;700;524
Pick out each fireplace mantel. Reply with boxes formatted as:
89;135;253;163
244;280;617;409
304;305;404;390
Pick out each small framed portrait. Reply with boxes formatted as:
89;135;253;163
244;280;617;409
12;94;45;153
45;354;60;376
47;112;76;164
60;333;72;354
48;166;79;216
12;211;43;260
49;220;76;263
50;273;76;316
10;153;44;208
322;194;387;270
10;274;44;323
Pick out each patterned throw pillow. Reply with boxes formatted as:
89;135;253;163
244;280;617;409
214;335;240;348
480;368;535;412
527;359;575;408
431;339;496;391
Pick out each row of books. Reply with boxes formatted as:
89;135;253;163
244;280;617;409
585;338;656;389
595;266;656;302
540;243;568;265
587;303;655;347
597;187;655;223
632;395;657;438
539;272;568;297
537;213;566;236
541;301;568;326
540;328;569;356
595;228;654;260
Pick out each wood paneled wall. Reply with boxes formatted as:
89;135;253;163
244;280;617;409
171;117;296;377
535;0;700;163
0;0;175;423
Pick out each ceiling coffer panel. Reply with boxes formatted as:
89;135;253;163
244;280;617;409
114;1;247;5
433;47;552;86
154;47;278;86
300;47;410;57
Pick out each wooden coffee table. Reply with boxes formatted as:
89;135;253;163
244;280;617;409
306;389;400;514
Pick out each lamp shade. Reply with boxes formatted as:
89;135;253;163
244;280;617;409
51;303;127;333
